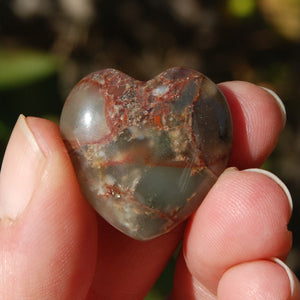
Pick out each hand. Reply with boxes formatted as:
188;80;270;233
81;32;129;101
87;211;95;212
0;81;298;299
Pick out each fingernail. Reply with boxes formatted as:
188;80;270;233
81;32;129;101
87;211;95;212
271;258;296;297
260;87;286;127
0;115;46;222
223;166;239;173
244;168;293;213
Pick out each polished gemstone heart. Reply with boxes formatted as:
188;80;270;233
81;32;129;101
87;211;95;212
60;67;232;240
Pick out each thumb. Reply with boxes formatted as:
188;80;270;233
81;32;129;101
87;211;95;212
0;115;97;299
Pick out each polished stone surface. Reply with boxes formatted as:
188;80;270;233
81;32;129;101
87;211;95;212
60;67;233;240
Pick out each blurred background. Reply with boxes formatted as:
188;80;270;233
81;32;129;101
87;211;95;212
0;0;299;298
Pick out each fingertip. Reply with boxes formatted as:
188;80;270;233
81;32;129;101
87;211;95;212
26;116;67;157
244;168;293;214
0;115;46;222
218;260;293;300
218;81;285;168
271;258;300;299
260;86;286;128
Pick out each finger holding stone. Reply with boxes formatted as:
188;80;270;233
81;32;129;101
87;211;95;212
217;259;300;300
0;116;97;299
180;168;293;295
219;82;286;169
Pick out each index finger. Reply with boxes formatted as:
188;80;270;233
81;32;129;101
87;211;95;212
219;81;286;169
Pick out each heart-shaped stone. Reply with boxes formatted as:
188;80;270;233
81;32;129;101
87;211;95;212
60;67;232;240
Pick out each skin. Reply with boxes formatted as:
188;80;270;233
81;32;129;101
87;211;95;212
0;81;299;299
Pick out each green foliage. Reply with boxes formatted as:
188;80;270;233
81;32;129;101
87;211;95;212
145;256;176;299
0;50;60;90
227;0;256;18
0;119;9;141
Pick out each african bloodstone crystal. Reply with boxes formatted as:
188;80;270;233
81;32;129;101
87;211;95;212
60;67;233;240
